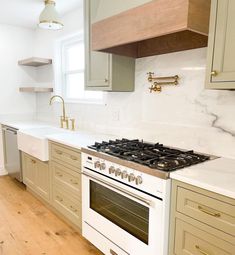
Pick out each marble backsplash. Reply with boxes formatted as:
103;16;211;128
36;48;235;159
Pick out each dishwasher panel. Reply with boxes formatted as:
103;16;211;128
2;126;22;182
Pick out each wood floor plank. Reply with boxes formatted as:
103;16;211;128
0;176;103;255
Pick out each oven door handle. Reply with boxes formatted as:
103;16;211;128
83;171;152;207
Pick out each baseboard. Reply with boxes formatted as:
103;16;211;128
0;167;8;176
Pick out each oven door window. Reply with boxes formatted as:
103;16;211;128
90;180;149;244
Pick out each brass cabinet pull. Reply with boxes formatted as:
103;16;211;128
70;155;78;161
198;206;221;218
56;196;63;202
31;159;36;164
70;179;78;185
211;70;218;76
56;172;63;177
195;245;210;255
110;249;118;255
55;150;63;155
70;205;78;212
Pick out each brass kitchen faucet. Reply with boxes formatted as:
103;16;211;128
49;95;69;129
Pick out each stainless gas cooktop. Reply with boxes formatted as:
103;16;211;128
88;139;213;172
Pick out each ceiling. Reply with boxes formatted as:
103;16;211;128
0;0;83;29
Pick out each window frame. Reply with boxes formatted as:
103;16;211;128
55;33;105;105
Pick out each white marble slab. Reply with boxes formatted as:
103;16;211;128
170;158;235;199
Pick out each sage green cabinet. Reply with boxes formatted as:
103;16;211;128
206;0;235;89
84;0;137;91
169;180;235;255
22;153;50;202
50;142;82;230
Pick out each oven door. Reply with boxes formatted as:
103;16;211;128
82;169;167;255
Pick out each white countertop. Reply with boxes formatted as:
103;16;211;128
1;120;53;130
47;131;118;150
170;157;235;199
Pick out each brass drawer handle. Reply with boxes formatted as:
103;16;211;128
70;155;78;161
70;179;78;185
31;159;36;164
198;206;221;218
195;245;210;255
70;205;78;212
55;150;63;155
56;172;63;177
110;249;118;255
56;196;63;202
211;70;218;76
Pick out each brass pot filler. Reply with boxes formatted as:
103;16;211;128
147;72;179;93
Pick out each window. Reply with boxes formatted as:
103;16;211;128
56;34;103;103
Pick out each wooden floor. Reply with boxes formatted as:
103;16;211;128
0;176;103;255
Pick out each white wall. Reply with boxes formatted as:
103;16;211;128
0;24;36;173
0;24;36;117
23;6;235;159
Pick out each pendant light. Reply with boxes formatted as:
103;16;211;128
39;0;64;30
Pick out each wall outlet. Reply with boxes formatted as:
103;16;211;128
111;109;120;121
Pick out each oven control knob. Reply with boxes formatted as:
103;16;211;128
135;176;143;185
94;161;101;169
121;170;128;179
128;173;136;182
109;166;115;174
100;163;106;170
115;168;121;177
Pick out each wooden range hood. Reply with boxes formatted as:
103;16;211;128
92;0;211;58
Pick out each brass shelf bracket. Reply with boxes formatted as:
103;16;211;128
147;72;179;93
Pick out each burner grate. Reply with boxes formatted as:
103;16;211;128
88;139;210;172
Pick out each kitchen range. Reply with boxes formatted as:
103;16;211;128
81;139;213;255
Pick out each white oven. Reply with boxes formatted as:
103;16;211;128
82;153;171;255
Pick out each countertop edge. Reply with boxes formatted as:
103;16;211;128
170;173;235;200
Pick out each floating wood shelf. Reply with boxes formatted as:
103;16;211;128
92;0;211;58
18;57;52;67
19;87;53;93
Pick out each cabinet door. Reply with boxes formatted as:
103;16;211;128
22;153;36;189
206;0;235;89
35;160;50;202
22;153;50;202
84;0;148;90
84;0;111;89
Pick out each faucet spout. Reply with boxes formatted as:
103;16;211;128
49;95;66;120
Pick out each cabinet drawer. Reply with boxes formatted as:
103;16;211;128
174;218;235;255
177;187;235;236
51;143;81;170
52;185;81;229
52;162;81;196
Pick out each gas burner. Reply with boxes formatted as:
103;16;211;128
88;139;210;172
